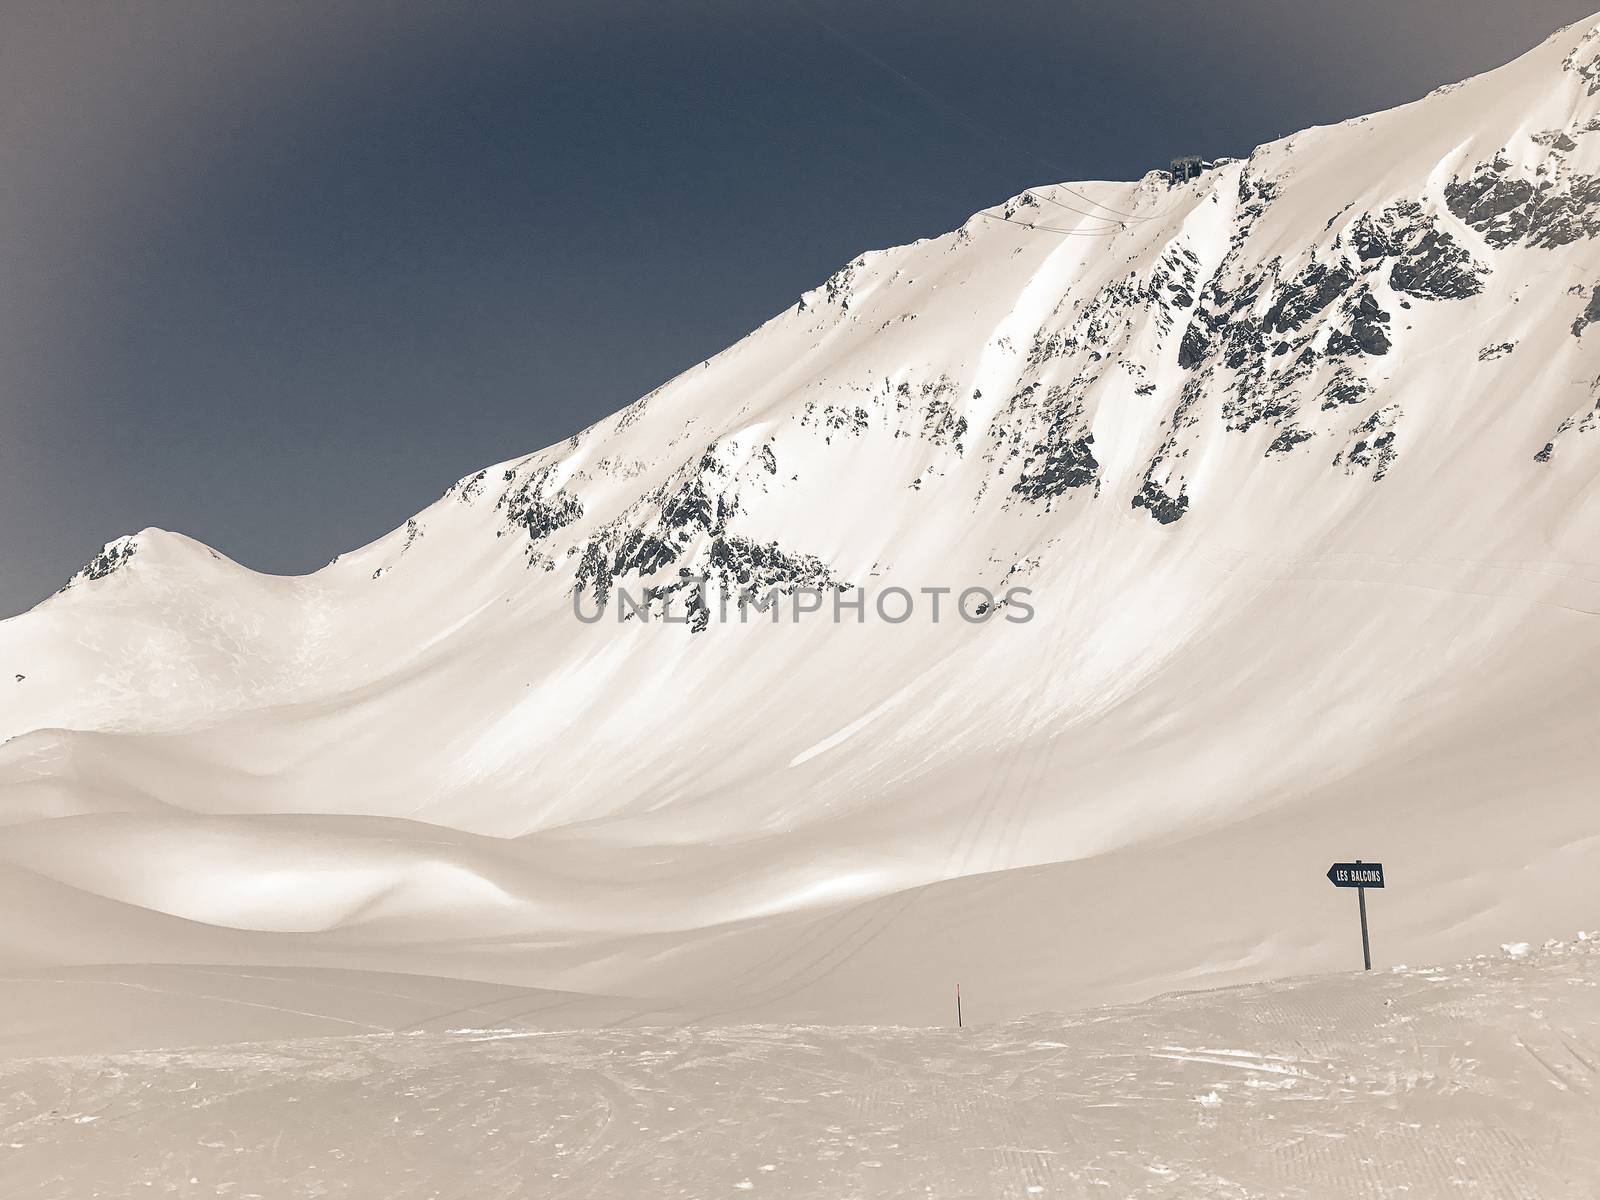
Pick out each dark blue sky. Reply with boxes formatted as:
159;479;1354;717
3;0;1595;616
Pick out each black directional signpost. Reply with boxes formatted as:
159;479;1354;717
1326;860;1384;970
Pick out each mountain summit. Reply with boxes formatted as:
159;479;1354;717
4;16;1600;1034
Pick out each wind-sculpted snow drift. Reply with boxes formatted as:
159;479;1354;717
5;18;1600;1048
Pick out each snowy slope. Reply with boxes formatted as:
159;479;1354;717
4;16;1600;1041
7;938;1600;1199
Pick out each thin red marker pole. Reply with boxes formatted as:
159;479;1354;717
956;983;962;1029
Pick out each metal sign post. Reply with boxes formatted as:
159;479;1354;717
1326;859;1385;970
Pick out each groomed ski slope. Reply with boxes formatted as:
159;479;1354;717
5;937;1599;1198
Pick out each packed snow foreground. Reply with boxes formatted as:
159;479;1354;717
5;939;1600;1198
4;12;1600;1194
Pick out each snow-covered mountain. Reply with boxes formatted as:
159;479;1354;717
5;16;1600;1042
